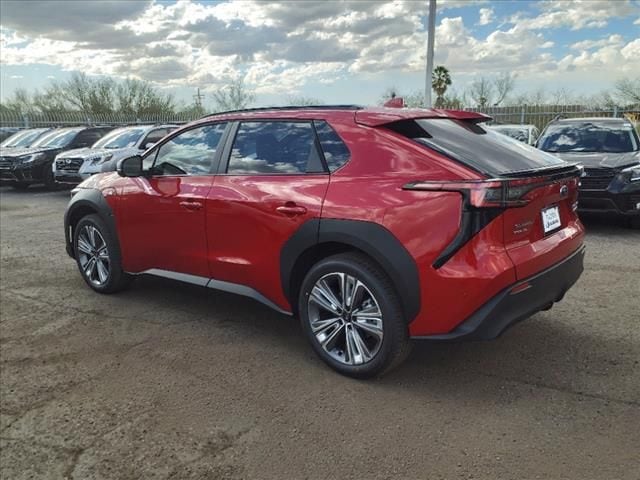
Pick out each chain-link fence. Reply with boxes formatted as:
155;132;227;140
1;106;639;131
465;105;640;131
0;111;199;128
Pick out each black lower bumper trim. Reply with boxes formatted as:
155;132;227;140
413;246;585;341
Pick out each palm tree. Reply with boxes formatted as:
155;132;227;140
432;66;452;108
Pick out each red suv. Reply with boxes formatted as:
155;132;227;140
64;106;585;377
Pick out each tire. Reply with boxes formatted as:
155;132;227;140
43;167;58;190
11;182;31;190
298;252;412;378
73;214;132;294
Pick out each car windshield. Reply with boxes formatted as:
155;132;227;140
538;123;639;153
493;127;529;143
0;129;48;148
92;128;145;149
32;129;81;148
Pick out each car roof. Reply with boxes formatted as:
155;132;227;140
198;105;490;126
554;117;630;125
490;124;536;129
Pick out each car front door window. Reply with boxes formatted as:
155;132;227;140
152;124;227;176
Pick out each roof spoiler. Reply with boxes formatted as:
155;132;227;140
355;108;490;127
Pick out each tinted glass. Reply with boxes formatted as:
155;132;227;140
33;129;83;148
0;129;48;148
152;123;226;176
390;119;565;175
538;122;638;153
93;128;145;149
314;121;350;171
228;121;320;174
75;130;106;147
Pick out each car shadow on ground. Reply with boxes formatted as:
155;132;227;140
124;275;637;403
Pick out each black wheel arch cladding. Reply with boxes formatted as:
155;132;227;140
64;188;117;258
281;218;421;323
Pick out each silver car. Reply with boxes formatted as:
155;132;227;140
53;124;177;184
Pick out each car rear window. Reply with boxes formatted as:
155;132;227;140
387;118;565;176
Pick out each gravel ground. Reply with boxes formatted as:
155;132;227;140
1;185;639;480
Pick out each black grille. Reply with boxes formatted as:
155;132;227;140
56;157;84;173
0;158;13;169
581;168;615;190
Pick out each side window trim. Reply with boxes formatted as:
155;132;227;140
217;119;328;176
143;122;231;176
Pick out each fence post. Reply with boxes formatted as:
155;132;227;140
613;105;618;118
520;105;526;124
23;114;30;128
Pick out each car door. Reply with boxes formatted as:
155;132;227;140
206;120;330;311
116;122;229;278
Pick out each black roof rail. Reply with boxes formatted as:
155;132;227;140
200;104;363;119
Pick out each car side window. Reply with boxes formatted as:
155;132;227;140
313;121;350;172
150;123;227;176
141;129;169;149
74;130;104;148
227;121;324;175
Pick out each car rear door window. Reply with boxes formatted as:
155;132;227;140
387;119;565;176
227;121;324;174
313;121;350;172
152;123;227;176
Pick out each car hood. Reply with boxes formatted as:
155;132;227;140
57;147;139;160
550;151;640;169
0;146;60;158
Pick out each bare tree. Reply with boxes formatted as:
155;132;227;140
468;77;493;108
211;78;256;112
615;77;640;106
284;95;324;106
493;72;515;106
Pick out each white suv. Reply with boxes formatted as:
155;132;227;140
54;124;177;184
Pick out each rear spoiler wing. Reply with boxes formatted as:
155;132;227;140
355;108;491;127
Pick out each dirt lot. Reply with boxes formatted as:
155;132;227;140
0;186;638;480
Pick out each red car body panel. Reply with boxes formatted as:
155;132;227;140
206;174;329;311
69;106;585;339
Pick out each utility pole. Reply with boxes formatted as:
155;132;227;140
425;0;436;108
193;88;204;110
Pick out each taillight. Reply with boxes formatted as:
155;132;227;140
403;175;580;209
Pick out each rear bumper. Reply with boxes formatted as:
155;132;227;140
413;245;585;341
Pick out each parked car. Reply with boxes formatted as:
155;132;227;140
0;127;52;151
488;124;539;145
0;126;113;189
536;117;640;225
0;127;21;143
54;124;177;185
64;106;585;377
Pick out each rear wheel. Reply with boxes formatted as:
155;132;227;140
74;214;132;293
298;252;411;378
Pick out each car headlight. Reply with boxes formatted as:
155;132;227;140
20;152;46;163
90;154;113;165
621;164;640;182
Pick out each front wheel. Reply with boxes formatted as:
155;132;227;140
298;252;411;378
74;214;132;293
11;182;31;190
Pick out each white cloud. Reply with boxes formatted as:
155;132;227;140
0;0;638;101
510;0;638;31
478;8;494;26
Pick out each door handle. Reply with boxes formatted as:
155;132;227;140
276;204;307;216
179;200;203;211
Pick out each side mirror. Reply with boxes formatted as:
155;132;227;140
142;141;156;150
117;155;143;177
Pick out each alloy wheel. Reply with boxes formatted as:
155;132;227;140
307;272;384;366
77;225;110;286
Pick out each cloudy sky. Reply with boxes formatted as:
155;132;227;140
0;0;639;106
